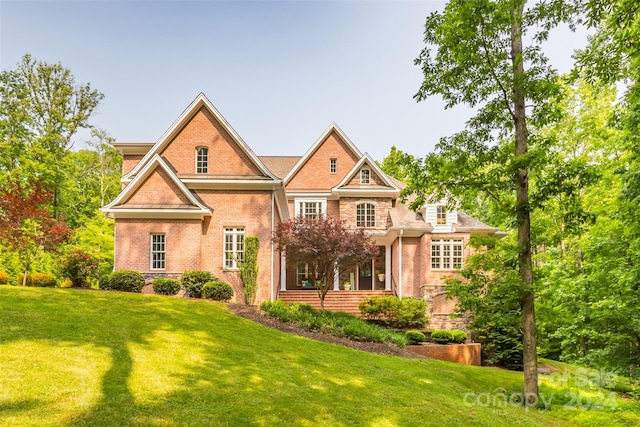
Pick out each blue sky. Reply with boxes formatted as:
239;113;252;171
1;1;588;161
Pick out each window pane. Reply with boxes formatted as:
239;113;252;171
196;147;208;173
151;234;165;269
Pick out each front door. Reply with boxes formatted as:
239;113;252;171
358;260;373;290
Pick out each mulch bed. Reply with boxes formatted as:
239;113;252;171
227;303;424;359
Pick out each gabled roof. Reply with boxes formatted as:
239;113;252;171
259;156;302;179
123;93;278;182
331;153;402;198
102;154;211;219
283;123;362;185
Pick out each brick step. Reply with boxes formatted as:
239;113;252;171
278;290;393;315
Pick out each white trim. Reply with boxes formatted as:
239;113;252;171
333;153;401;191
271;192;275;301
356;201;376;228
360;168;370;185
223;226;245;270
195;146;209;174
180;179;281;190
398;229;403;299
294;198;327;219
385;243;391;291
150;233;166;270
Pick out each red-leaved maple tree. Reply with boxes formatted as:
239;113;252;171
0;176;71;285
273;216;378;309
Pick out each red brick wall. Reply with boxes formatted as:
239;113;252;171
124;168;191;206
287;130;359;190
123;155;143;176
160;107;263;177
409;343;481;366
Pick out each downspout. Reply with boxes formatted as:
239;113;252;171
270;191;275;301
398;229;403;299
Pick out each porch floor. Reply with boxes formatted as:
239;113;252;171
278;290;393;315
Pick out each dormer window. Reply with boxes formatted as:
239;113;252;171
360;168;370;184
196;147;208;173
437;205;447;224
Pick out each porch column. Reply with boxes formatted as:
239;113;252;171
333;265;339;290
280;253;286;291
385;243;391;291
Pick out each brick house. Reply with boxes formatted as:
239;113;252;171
102;93;500;327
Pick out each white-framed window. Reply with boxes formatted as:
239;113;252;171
224;227;245;269
360;168;370;184
297;263;319;286
356;202;376;227
150;233;166;270
196;147;208;174
431;239;463;269
436;205;447;224
330;158;337;174
294;199;326;220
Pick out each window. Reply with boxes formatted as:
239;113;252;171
356;203;376;227
196;147;208;173
360;168;370;184
224;227;245;269
295;199;326;220
330;158;337;174
436;205;447;224
151;234;166;270
431;239;463;269
297;263;319;286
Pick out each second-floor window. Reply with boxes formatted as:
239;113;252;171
436;205;447;224
356;203;376;227
330;158;337;174
360;169;370;184
196;147;208;173
431;239;463;269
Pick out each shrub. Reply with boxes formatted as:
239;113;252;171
59;278;73;288
451;330;468;344
0;271;8;285
101;270;144;293
25;273;57;287
202;280;234;302
152;278;181;295
358;295;427;328
431;330;454;344
60;250;100;288
181;270;215;298
405;330;426;345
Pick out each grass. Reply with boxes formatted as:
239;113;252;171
1;285;639;426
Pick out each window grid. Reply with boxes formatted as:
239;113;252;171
356;203;376;227
298;201;323;220
196;147;208;174
360;169;370;184
431;239;463;270
224;227;245;269
330;158;337;174
297;263;319;286
151;234;166;270
436;205;447;224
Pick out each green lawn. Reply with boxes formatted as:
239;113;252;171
1;286;638;426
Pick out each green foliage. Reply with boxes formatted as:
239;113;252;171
101;270;144;293
0;271;7;285
358;295;427;329
405;330;426;345
451;330;468;344
202;280;234;302
152;278;181;296
260;300;408;347
430;330;454;344
25;273;57;287
181;270;215;298
239;236;259;305
60;249;99;288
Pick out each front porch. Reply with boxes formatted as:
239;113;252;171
277;290;394;315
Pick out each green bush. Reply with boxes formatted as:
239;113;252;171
0;271;8;285
202;280;234;302
405;330;426;345
152;278;181;295
358;295;427;328
26;273;57;287
431;330;454;344
451;330;468;344
260;300;408;347
181;270;215;298
101;270;144;293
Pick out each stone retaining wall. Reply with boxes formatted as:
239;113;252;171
408;343;481;366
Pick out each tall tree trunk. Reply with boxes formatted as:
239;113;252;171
511;0;538;402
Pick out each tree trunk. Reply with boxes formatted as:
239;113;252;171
511;0;538;403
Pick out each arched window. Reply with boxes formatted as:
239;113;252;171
356;203;376;227
196;147;208;173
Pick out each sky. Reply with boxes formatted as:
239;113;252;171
1;1;589;161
